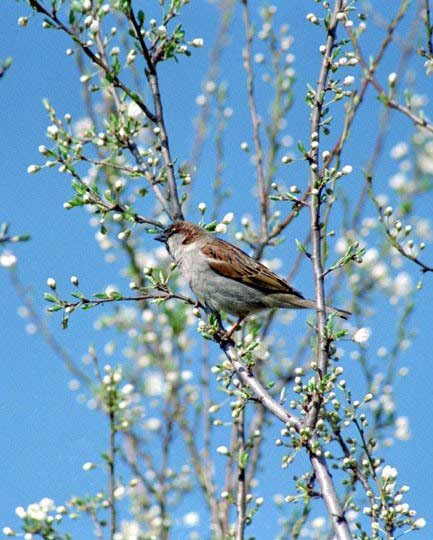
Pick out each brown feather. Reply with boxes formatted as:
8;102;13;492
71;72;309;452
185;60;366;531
201;239;305;298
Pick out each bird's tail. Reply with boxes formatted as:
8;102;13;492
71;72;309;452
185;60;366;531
283;296;351;320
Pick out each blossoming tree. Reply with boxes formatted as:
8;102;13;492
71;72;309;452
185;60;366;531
2;1;433;539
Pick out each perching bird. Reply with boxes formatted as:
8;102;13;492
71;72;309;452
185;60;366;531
155;221;351;323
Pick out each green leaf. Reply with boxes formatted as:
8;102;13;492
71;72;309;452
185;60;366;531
240;450;249;468
204;220;217;231
44;292;59;303
94;293;109;299
48;305;63;312
0;222;9;237
295;239;306;253
297;140;306;155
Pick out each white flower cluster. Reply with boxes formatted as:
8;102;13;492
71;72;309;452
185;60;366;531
7;497;67;535
362;465;426;533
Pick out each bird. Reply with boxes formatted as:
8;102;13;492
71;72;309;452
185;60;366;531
155;221;351;328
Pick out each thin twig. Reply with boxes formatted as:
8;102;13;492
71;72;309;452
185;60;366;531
235;408;246;540
9;270;91;385
61;289;196;312
108;408;117;540
424;0;433;56
242;0;268;240
347;19;433;134
366;175;433;273
189;0;235;178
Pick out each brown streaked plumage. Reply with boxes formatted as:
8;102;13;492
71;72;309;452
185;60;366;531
201;241;305;297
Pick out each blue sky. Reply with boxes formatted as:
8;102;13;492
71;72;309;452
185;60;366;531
1;1;432;539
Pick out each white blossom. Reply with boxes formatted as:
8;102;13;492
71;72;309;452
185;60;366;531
215;223;227;234
413;518;426;529
424;58;433;76
222;212;234;224
144;417;161;431
0;251;17;267
127;101;142;119
395;416;410;441
39;498;54;512
26;503;46;521
47;125;59;137
393;272;412;297
381;465;398;481
390;142;408;160
389;172;407;190
15;507;26;519
353;327;371;344
195;94;207;106
191;38;204;48
342;75;355;86
388;72;397;85
47;277;57;289
341;164;353;175
90;20;99;34
254;53;265;64
146;373;165;396
113;485;126;499
183;512;200;527
126;49;136;65
311;516;326;529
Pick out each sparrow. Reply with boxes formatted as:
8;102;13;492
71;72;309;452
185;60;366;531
155;221;351;322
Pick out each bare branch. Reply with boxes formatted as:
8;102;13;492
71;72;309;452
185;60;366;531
241;0;268;240
235;408;246;540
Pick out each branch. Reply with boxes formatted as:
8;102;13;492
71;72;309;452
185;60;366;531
125;139;174;217
58;289;196;312
305;2;353;538
424;0;433;56
241;0;268;240
308;0;343;396
235;408;246;540
189;0;236;177
328;0;410;167
217;338;351;540
126;1;184;222
366;175;433;273
108;408;117;540
10;270;90;385
347;21;433;134
28;0;156;122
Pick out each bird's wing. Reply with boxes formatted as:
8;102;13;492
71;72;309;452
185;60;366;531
201;239;305;297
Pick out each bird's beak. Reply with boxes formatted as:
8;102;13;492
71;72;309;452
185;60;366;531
154;231;168;243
